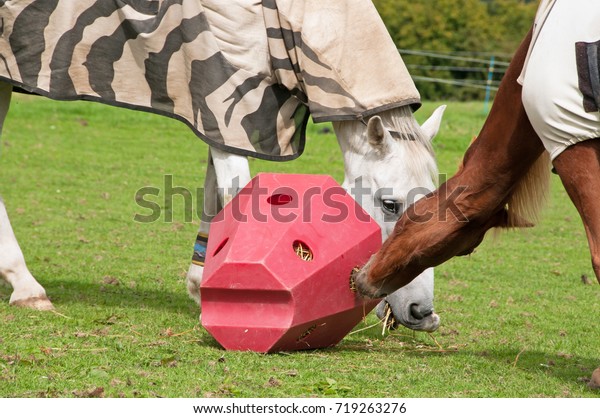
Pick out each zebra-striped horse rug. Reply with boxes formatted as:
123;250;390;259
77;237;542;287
0;0;420;160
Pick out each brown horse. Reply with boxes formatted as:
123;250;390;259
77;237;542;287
353;23;600;387
355;22;600;297
353;28;553;297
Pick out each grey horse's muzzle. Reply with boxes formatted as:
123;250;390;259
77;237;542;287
376;298;440;332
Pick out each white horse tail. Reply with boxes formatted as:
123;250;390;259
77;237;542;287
507;150;551;227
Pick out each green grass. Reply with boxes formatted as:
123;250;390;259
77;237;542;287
0;95;598;398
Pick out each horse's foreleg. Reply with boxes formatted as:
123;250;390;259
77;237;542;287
187;149;221;305
186;147;251;307
0;82;53;310
210;147;252;206
185;148;218;305
553;140;600;284
552;140;600;389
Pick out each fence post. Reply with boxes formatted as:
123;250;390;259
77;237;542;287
483;55;495;113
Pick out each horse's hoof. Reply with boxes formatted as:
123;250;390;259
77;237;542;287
186;263;203;306
588;368;600;390
10;296;54;311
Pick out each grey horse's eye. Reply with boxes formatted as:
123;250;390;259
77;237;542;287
382;199;402;214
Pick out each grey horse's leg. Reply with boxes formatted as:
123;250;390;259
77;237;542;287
186;147;251;306
0;82;53;310
186;148;219;305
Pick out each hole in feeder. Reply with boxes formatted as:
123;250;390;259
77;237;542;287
267;193;293;206
293;240;313;261
212;237;229;257
297;324;317;342
349;266;360;293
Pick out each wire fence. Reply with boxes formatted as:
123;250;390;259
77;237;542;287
398;48;512;105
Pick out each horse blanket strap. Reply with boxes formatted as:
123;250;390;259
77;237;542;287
191;232;208;267
0;0;419;161
576;40;600;113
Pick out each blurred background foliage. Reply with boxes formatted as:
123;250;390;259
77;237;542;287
373;0;539;100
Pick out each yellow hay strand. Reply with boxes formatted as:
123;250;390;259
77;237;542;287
381;303;398;335
294;241;313;261
297;324;317;341
349;267;360;293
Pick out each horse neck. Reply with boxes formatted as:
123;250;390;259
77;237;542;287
458;29;548;224
333;119;370;181
335;124;365;155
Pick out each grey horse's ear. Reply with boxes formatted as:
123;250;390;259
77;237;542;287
420;104;446;143
367;116;386;149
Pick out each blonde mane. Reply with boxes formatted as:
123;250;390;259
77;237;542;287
507;151;551;226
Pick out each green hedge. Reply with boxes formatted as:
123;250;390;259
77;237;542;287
373;0;538;100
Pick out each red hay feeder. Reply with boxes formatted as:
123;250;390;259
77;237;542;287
200;173;381;352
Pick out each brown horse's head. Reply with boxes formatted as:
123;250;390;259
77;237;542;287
352;175;534;298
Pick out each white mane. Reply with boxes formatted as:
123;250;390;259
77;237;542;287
383;106;438;183
335;106;439;185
